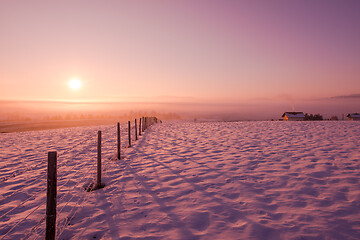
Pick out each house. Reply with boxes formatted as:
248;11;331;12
282;112;305;121
346;113;360;121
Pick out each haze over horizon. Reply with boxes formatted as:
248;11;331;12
1;0;359;119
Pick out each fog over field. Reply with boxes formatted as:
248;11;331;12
1;94;359;122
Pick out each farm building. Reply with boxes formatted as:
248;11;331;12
282;112;305;121
346;113;360;121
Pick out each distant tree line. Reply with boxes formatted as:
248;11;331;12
304;113;323;121
1;110;182;122
42;111;181;121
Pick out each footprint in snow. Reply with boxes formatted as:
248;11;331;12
185;211;210;231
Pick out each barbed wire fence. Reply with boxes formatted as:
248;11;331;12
0;117;159;240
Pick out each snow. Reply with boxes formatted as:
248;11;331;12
0;121;360;239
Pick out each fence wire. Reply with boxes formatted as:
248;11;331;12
0;118;158;239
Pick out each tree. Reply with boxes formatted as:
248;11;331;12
305;113;323;121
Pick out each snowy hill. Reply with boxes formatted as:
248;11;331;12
0;121;359;239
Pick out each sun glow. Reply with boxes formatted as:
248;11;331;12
68;78;82;90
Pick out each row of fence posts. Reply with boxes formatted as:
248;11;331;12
45;117;159;239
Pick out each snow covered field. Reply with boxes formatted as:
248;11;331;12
0;121;359;239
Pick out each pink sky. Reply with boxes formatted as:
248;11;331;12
0;1;359;113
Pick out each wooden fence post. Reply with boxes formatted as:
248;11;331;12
135;119;138;141
139;118;142;136
128;121;131;147
117;122;121;160
142;117;144;132
46;151;57;240
96;131;103;189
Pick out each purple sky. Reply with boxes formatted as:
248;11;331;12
0;0;359;118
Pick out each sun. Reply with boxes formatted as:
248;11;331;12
68;78;82;90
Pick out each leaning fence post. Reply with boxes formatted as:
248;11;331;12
46;151;57;240
139;118;142;136
117;122;121;160
135;119;138;141
96;131;102;189
128;121;131;147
